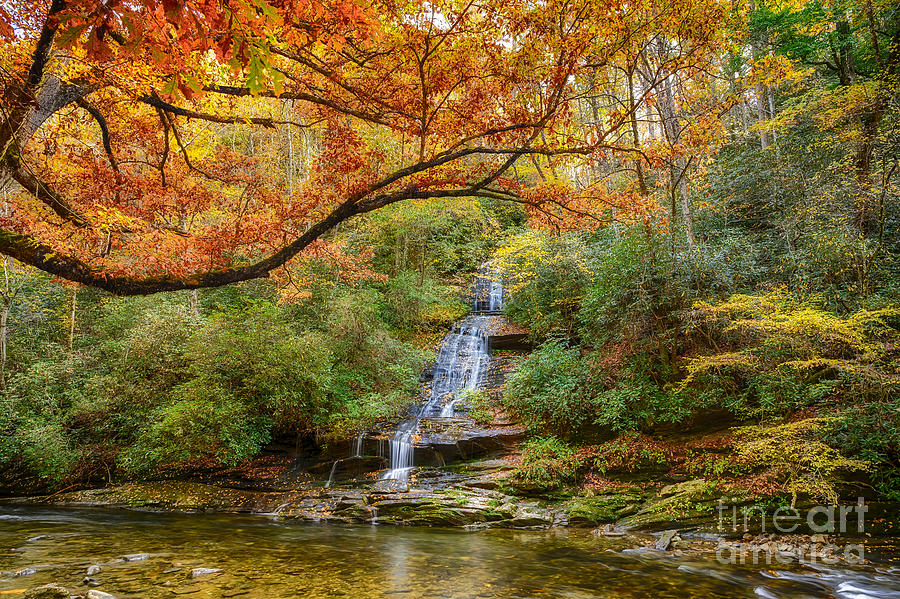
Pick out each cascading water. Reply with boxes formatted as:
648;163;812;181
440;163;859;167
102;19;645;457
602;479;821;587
380;267;503;481
352;431;366;458
473;263;505;313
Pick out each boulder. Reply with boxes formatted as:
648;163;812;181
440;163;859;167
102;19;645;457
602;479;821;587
191;568;223;578
23;585;69;599
122;553;149;562
566;494;645;527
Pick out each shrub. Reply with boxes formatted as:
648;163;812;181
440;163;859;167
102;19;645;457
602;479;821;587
458;389;494;425
503;340;587;434
732;418;870;506
511;437;581;492
591;432;679;475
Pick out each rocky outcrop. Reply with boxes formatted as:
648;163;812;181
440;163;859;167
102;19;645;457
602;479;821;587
485;315;531;351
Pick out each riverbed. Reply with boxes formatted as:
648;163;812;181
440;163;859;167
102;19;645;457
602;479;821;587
2;507;900;598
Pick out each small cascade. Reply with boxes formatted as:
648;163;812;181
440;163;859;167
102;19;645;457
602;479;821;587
381;266;502;481
351;431;366;457
324;459;341;488
382;421;415;480
473;263;505;313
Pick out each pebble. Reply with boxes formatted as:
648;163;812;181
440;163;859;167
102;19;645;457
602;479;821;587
87;565;102;576
86;591;117;599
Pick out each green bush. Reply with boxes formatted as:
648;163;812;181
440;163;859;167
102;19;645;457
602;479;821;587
510;437;581;492
503;340;587;434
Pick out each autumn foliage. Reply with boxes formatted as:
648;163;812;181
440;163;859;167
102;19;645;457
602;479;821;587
0;0;740;294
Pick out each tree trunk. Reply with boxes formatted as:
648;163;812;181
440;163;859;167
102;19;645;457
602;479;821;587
68;287;77;351
767;84;781;160
627;66;649;196
656;57;697;250
0;300;8;389
189;289;200;318
678;166;697;248
755;82;770;149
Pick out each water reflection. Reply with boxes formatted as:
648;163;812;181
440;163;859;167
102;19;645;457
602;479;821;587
1;506;899;598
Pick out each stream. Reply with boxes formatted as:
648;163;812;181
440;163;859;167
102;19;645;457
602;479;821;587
2;506;900;598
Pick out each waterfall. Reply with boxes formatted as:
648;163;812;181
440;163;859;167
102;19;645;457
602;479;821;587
351;431;366;457
381;267;501;481
473;263;504;313
324;459;341;488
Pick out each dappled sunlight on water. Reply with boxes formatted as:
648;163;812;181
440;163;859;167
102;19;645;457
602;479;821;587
1;507;900;598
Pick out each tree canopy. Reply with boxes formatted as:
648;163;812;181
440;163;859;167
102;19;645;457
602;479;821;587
0;0;737;294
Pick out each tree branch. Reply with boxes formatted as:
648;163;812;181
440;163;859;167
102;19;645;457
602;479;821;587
76;98;118;171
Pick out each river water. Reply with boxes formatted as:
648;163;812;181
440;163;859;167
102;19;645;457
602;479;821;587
2;506;900;598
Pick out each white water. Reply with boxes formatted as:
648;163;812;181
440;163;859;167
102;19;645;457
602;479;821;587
473;263;505;313
324;459;341;488
352;431;366;457
380;268;502;481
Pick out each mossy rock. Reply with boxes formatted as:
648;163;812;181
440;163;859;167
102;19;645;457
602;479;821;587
374;500;489;526
618;478;725;530
565;494;645;526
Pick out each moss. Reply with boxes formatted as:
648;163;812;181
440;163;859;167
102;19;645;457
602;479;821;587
617;478;734;530
565;493;645;526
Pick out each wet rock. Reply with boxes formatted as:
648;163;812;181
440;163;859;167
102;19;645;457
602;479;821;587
372;495;489;527
122;553;149;562
503;503;553;529
86;591;117;599
593;524;626;538
82;576;100;586
14;566;37;577
308;456;387;480
419;363;436;382
23;584;69;599
191;567;223;578
656;529;678;551
86;565;102;576
372;479;409;493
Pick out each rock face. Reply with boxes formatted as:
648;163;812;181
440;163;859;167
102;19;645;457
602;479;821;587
485;315;532;351
564;494;644;527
